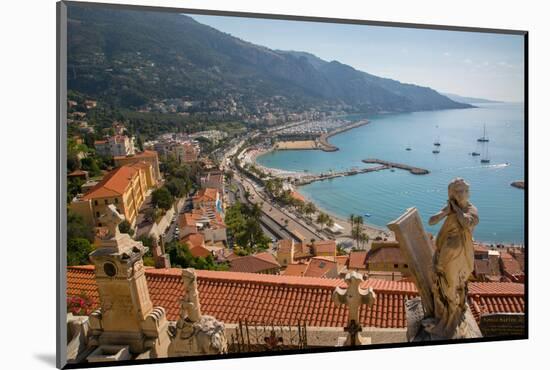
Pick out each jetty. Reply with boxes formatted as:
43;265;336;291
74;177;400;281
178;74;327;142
292;158;429;185
362;159;430;175
296;165;388;185
319;119;370;152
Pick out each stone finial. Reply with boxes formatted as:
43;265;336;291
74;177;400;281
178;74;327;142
97;205;124;240
180;268;201;322
168;268;228;356
332;271;376;346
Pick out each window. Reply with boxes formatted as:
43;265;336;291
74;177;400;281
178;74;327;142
96;212;100;218
104;199;109;205
114;198;119;204
94;200;98;206
394;264;399;268
404;264;409;268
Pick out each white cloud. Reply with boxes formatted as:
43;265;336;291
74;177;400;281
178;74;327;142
443;51;451;57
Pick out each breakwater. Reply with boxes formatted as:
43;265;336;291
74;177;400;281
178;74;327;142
319;119;370;151
362;159;430;175
296;165;388;185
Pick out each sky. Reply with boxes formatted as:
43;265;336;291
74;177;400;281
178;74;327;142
190;14;524;102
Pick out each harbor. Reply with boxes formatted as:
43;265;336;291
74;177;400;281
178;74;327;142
257;103;525;243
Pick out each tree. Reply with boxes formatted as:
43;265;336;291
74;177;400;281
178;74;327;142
151;187;174;211
225;202;270;253
316;212;330;228
350;215;365;249
80;157;101;177
165;177;190;198
118;220;134;236
359;232;370;250
68;211;94;242
303;202;316;218
165;241;228;271
67;238;94;266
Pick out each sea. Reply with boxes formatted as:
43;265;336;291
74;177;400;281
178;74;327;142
256;103;525;244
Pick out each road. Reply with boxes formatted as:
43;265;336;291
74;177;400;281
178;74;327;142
227;179;297;242
232;173;323;243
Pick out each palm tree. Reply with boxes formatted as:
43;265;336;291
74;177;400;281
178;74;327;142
359;232;369;250
349;214;364;248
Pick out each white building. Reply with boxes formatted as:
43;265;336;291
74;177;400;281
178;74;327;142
94;135;135;157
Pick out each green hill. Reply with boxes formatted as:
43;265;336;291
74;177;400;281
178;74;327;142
67;4;472;113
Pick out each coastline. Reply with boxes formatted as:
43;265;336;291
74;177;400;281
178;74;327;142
251;116;523;247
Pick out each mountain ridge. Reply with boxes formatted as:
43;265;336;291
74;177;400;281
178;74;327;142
67;5;472;113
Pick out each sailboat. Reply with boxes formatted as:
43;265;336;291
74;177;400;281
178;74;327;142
405;142;412;151
433;126;441;146
480;142;490;163
432;144;440;154
477;124;490;142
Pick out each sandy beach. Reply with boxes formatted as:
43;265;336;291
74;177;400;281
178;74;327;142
275;140;318;150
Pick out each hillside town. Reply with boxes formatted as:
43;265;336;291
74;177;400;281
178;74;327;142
65;94;525;364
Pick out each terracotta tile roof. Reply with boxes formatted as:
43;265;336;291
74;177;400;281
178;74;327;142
193;188;219;203
81;166;137;200
367;246;407;265
283;263;308;277
474;244;489;253
67;267;524;329
181;233;205;250
303;257;338;278
253;252;279;265
312;240;336;255
500;252;523;276
229;253;281;274
189;245;211;258
128;161;152;170
335;255;349;270
349;251;368;269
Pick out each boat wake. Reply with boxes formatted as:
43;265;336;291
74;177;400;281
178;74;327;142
438;162;511;173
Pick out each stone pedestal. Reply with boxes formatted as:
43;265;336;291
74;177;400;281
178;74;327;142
86;205;171;360
405;297;481;341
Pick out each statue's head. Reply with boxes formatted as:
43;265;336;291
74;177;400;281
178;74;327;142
448;177;470;206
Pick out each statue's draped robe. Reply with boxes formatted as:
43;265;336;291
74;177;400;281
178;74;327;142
431;202;478;338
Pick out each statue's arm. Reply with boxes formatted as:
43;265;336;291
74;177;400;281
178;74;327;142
429;203;450;225
453;203;479;229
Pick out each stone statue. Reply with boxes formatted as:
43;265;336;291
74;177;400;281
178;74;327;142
426;177;479;338
97;205;124;239
168;269;228;356
332;271;376;346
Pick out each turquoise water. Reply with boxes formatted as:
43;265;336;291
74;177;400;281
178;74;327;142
257;103;525;244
